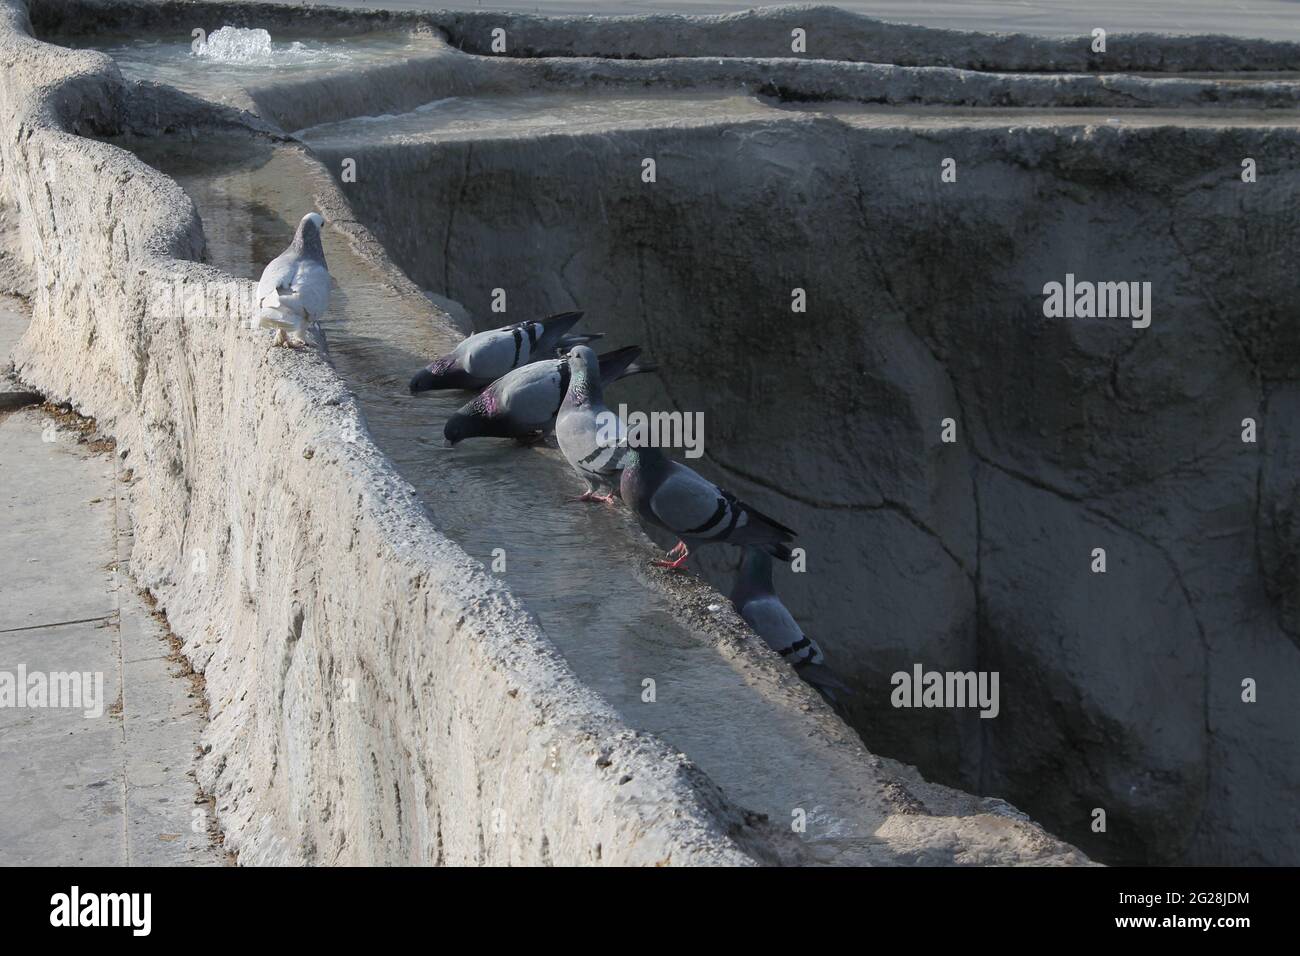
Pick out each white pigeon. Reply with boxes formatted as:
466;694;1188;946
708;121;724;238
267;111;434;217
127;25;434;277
251;212;329;347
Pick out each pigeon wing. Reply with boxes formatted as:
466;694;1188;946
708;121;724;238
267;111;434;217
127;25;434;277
647;462;729;536
462;327;524;380
256;249;295;305
496;361;566;429
286;258;331;322
557;399;626;479
255;248;330;325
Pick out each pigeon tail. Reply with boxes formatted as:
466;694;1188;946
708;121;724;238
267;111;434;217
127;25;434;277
533;311;584;352
596;345;653;385
765;541;795;563
251;306;304;332
557;332;604;352
542;310;584;325
742;504;797;555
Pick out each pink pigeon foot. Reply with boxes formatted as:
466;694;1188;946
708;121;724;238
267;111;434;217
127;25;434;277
654;542;690;569
567;490;616;504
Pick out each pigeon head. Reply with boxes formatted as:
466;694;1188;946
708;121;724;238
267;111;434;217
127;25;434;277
293;212;327;264
443;389;502;444
739;546;775;592
442;410;479;445
563;345;601;406
730;547;775;608
410;355;475;393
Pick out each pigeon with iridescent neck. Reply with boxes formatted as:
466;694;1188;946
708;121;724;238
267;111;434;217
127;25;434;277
251;212;329;348
410;311;599;392
555;345;629;502
730;547;823;666
620;447;796;569
444;345;655;445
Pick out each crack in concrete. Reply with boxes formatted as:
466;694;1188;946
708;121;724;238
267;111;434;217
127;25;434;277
969;446;1215;856
0;613;115;633
1167;218;1260;375
443;142;474;303
706;451;975;579
830;114;992;791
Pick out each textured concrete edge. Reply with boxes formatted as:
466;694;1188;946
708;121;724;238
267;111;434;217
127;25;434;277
406;3;1300;73
32;1;1300;138
244;44;1300;141
302;118;1093;866
0;0;775;865
5;0;1097;867
26;0;1300;73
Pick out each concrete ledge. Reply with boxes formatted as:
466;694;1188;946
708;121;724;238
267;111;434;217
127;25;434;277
0;0;775;865
28;1;1300;73
3;0;1099;866
252;49;1300;137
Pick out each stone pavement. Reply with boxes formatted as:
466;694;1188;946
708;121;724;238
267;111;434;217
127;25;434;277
0;295;227;866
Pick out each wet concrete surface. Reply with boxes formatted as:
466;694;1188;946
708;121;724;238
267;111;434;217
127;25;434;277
123;134;915;864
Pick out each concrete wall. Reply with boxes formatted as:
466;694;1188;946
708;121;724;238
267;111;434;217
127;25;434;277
33;0;1300;74
10;0;1293;868
3;0;1098;868
424;4;1300;71
321;104;1300;864
247;49;1300;137
0;0;782;865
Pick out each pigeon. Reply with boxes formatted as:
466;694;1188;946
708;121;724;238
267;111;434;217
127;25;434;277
620;446;796;569
555;345;631;502
409;311;599;392
443;345;655;445
251;212;329;347
730;547;823;666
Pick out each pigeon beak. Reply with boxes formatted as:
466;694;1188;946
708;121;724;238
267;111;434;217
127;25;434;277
442;438;456;449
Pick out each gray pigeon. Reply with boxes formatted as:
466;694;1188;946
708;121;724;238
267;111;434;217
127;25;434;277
620;446;796;569
730;547;823;666
409;311;599;392
555;345;629;502
444;345;654;445
251;212;330;347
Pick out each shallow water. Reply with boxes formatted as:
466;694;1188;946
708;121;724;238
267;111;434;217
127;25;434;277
786;102;1300;129
65;27;442;105
295;94;1300;152
295;90;781;142
121;133;883;863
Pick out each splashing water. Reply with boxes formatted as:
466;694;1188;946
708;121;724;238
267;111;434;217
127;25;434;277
194;26;273;63
193;26;347;68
